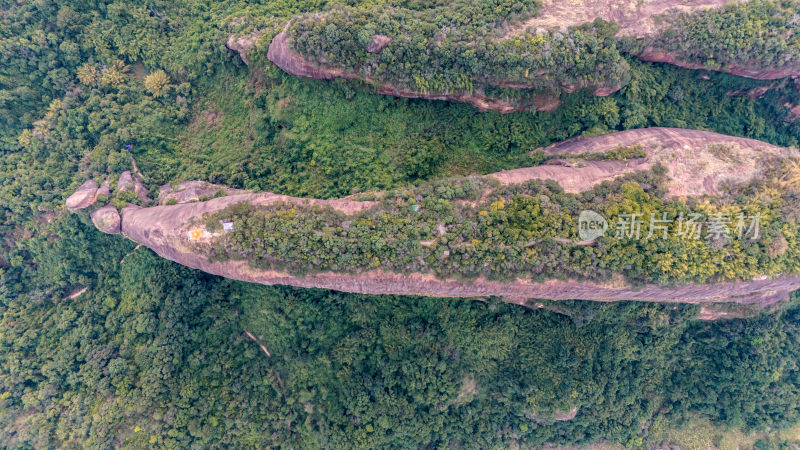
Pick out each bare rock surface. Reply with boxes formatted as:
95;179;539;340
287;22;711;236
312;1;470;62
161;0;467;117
508;0;800;80
66;179;99;210
96;178;111;199
637;48;800;80
366;34;392;53
158;181;252;205
121;192;377;260
91;205;121;234
117;171;135;191
506;0;740;39
121;203;142;217
110;128;799;305
490;127;789;196
267;28;349;81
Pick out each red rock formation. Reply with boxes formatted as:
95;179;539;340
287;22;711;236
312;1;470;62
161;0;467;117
266;28;610;113
106;128;800;305
492;127;788;197
257;0;800;112
266;29;351;81
510;0;800;81
158;181;251;205
117;216;800;305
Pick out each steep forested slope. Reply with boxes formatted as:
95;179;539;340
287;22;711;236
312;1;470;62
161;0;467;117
4;215;800;447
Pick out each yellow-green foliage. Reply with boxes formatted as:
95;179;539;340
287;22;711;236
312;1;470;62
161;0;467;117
647;0;800;68
210;170;800;286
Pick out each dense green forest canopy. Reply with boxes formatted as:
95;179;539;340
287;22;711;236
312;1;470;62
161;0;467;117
3;0;800;447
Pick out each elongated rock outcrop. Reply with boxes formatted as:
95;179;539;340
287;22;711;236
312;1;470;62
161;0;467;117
266;26;571;113
513;0;800;80
255;0;800;113
91;128;800;305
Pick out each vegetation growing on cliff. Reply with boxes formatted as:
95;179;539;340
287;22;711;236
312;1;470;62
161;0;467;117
282;0;800;106
207;166;800;286
635;0;800;71
288;4;629;100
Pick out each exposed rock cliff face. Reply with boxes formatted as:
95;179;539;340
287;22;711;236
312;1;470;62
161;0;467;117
118;203;800;305
508;0;800;80
66;165;146;215
158;181;251;205
120;192;377;262
263;26;622;112
105;232;800;305
101;128;799;305
637;48;800;80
